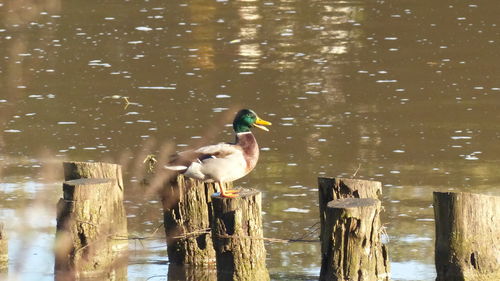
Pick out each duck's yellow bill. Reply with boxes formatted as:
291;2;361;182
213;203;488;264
254;117;272;131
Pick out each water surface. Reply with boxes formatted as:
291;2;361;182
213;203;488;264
1;0;500;280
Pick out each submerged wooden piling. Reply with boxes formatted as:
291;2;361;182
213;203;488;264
320;198;389;281
0;222;7;272
434;192;500;281
162;174;232;265
211;188;269;281
55;162;127;279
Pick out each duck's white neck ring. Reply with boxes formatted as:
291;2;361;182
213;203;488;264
236;131;253;135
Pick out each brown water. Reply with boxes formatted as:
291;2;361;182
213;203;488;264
1;0;500;280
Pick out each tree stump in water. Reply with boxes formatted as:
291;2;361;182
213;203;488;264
211;188;269;281
434;192;500;281
0;222;7;273
62;161;127;247
318;178;384;257
320;198;389;281
162;174;231;266
55;161;128;279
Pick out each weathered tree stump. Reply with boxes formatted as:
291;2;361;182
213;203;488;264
55;161;128;279
211;188;269;281
318;178;383;254
320;198;390;281
62;161;127;247
434;192;500;281
0;222;7;273
162;174;231;265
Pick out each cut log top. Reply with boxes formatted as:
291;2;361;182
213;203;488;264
63;161;123;190
62;178;114;201
327;197;380;209
64;178;113;186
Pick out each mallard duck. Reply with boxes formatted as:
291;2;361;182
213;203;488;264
165;109;272;197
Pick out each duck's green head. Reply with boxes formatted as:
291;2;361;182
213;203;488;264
233;109;272;133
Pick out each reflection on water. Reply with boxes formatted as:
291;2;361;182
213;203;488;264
2;0;500;280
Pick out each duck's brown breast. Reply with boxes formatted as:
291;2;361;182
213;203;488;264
236;132;259;172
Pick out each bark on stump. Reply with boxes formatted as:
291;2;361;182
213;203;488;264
434;192;500;281
55;161;128;279
211;188;269;281
0;222;7;272
320;198;390;281
162;174;231;266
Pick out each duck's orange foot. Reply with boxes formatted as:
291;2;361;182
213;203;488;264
220;189;240;198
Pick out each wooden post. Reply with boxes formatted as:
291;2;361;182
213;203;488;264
320;198;389;281
211;188;269;281
434;192;500;281
55;161;128;279
318;178;384;257
0;222;7;273
162;174;231;265
62;161;127;249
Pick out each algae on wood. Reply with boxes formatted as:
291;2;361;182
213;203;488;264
434;192;500;281
211;188;269;281
320;198;389;281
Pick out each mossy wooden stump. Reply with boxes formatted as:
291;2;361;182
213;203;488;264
434;192;500;281
0;222;7;273
162;174;230;267
55;162;128;279
211;188;269;281
320;198;389;281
